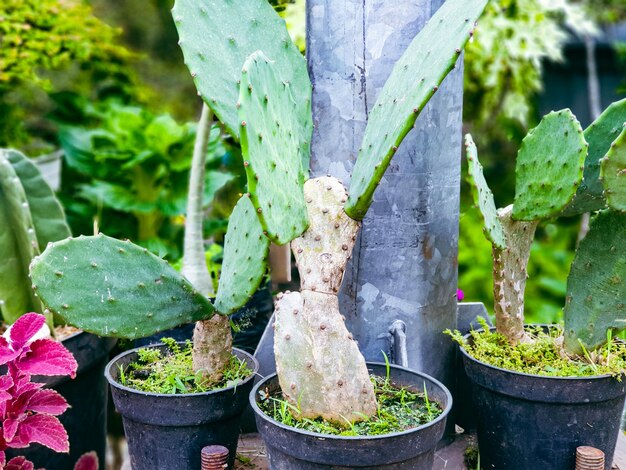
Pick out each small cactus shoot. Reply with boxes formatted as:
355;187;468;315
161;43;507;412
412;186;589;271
29;234;216;340
600;124;626;212
564;211;626;354
345;0;489;220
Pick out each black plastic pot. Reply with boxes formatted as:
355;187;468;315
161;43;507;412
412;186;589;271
461;332;626;470
106;344;259;470
251;363;452;469
6;332;117;469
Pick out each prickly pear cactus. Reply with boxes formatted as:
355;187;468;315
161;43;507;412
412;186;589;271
214;194;270;315
600;125;626;212
562;98;626;215
564;211;626;354
172;0;312;174
30;234;215;339
465;134;506;249
238;51;309;245
512;109;587;221
275;177;376;423
345;0;488;220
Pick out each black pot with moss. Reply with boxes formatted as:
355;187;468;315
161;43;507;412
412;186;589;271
460;327;626;470
106;342;258;470
250;362;451;469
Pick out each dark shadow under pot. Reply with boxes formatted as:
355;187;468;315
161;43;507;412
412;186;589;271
106;343;259;470
6;332;117;470
461;334;626;470
251;362;452;469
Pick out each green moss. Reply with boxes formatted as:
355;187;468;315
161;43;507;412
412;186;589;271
119;338;252;394
447;318;626;378
259;375;443;437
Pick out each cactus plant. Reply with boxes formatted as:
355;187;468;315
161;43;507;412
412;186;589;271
31;0;489;425
0;149;70;324
465;100;626;354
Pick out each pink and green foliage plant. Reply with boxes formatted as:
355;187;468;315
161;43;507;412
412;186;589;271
3;451;98;470
0;313;78;467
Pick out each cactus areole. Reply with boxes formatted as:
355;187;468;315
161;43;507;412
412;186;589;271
31;0;490;425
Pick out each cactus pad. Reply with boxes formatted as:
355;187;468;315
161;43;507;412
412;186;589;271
5;150;70;249
29;234;215;339
214;194;270;315
464;135;506;250
600;124;626;211
345;0;488;220
563;98;626;215
172;0;312;165
238;51;309;245
512;109;587;221
563;211;626;354
273;290;377;424
0;151;41;323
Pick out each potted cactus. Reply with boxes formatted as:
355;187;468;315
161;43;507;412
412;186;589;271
29;0;487;468
0;149;115;469
454;98;626;470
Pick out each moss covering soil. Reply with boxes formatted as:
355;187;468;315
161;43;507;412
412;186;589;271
258;374;443;437
447;318;626;378
119;337;253;394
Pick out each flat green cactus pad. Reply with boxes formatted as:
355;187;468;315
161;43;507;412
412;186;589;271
600;124;626;211
172;0;312;173
464;135;506;249
30;234;215;339
563;98;626;215
512;109;587;221
238;51;309;245
345;0;488;220
214;195;270;315
4;150;70;250
0;151;41;323
563;211;626;354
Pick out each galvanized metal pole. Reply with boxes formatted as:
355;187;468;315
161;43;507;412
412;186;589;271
306;0;462;395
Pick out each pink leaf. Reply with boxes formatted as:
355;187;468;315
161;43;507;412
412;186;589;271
12;414;69;453
74;451;99;470
0;450;5;466
0;338;19;366
9;314;46;351
4;415;25;443
15;340;77;378
0;376;14;403
26;389;69;416
6;456;35;470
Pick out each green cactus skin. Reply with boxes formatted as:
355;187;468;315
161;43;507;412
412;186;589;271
345;0;488;221
563;211;626;354
30;234;215;339
0;151;41;323
563;98;626;216
172;0;312;173
600;124;626;212
464;134;506;250
238;51;309;245
273;290;376;425
512;109;587;221
214;194;270;315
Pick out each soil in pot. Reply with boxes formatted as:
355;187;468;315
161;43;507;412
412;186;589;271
455;323;626;470
107;341;259;470
5;330;117;470
251;363;452;469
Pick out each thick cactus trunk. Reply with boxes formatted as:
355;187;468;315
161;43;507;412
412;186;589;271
274;177;376;424
492;205;538;345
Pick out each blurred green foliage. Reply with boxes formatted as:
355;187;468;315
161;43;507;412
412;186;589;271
56;99;236;258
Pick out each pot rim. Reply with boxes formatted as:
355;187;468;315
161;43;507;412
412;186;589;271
460;326;620;381
105;343;259;398
250;361;452;441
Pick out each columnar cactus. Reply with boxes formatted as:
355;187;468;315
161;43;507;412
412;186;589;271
465;98;626;354
0;149;70;324
31;0;489;425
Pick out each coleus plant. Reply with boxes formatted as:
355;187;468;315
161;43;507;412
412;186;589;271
463;98;626;355
0;313;78;466
30;0;488;425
